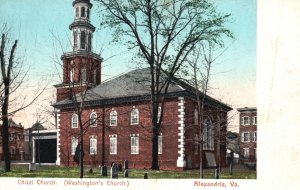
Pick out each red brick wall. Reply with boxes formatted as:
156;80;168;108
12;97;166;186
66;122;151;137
58;97;228;170
56;56;102;102
58;98;180;170
183;99;228;168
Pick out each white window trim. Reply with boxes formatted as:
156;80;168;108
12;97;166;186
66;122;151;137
130;135;139;155
157;106;162;123
253;116;257;125
194;108;199;125
252;131;257;142
81;67;87;83
93;69;97;84
71;137;78;155
242;116;250;126
110;109;117;126
71;113;78;128
89;136;97;155
109;135;117;155
158;135;163;154
70;67;74;82
203;119;214;151
241;131;250;142
90;112;97;127
131;107;139;125
243;148;250;159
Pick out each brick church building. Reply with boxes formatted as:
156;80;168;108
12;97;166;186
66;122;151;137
53;0;232;170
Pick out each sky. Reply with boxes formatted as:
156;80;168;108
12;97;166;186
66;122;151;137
0;0;256;130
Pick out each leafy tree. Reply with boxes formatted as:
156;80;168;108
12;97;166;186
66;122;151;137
96;0;233;170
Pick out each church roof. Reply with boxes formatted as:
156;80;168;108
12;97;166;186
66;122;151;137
53;68;232;111
31;122;47;131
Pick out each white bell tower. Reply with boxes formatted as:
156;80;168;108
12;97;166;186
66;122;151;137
70;0;94;52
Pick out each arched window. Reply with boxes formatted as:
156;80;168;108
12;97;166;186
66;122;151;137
131;107;139;125
73;31;78;49
89;136;97;155
88;33;92;51
87;8;90;19
93;69;97;84
80;31;86;49
75;7;79;17
194;108;199;125
71;114;78;128
71;136;78;155
90;112;97;127
157;106;161;123
70;67;74;82
110;110;117;126
81;67;86;83
203;118;214;150
81;7;85;17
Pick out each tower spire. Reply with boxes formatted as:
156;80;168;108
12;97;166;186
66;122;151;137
70;0;95;52
55;0;102;102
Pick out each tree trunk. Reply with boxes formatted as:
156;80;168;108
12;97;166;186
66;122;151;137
2;80;11;172
151;124;159;170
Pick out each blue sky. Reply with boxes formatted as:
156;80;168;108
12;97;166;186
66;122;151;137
0;0;256;127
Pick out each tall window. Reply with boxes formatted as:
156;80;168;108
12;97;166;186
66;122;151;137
87;8;90;19
243;148;249;159
158;135;163;154
241;132;250;142
71;137;78;155
88;33;92;51
81;67;86;83
93;69;97;84
71;114;78;128
110;135;117;155
89;136;97;155
80;31;86;49
194;108;199;125
110;110;117;126
73;31;78;49
131;135;139;154
194;134;199;155
81;7;85;17
203;119;214;150
157;106;161;123
252;131;257;142
75;7;79;17
90;112;97;127
70;67;74;82
242;116;250;125
131;107;139;125
253;116;257;125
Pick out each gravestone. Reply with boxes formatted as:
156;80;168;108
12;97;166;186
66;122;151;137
124;169;129;178
124;160;129;170
111;163;118;179
101;165;108;177
29;163;36;171
144;172;148;179
118;163;123;172
215;166;220;179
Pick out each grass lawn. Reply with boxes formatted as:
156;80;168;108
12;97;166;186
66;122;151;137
0;165;256;179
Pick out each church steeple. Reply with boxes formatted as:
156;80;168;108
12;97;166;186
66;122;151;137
55;0;102;102
71;0;95;52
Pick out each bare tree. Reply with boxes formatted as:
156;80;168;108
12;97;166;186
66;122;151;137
95;0;233;170
183;42;231;178
0;24;46;172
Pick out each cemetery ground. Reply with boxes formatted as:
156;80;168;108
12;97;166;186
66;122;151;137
0;164;256;179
